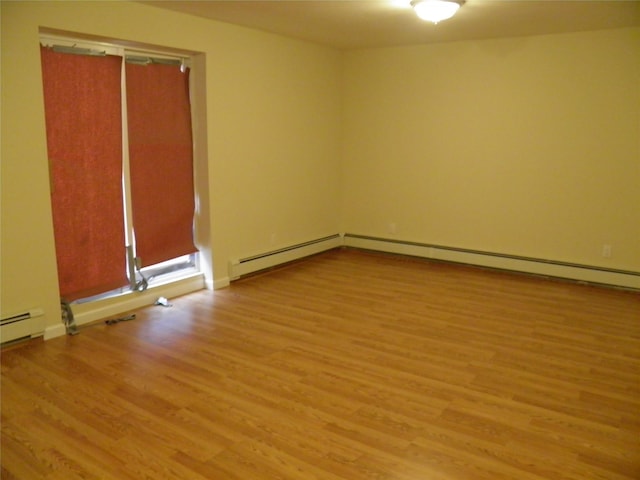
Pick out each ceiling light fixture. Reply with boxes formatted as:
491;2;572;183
411;0;464;24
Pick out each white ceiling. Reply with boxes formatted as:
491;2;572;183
140;0;640;50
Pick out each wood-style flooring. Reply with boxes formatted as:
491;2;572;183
2;248;639;479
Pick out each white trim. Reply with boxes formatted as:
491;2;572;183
43;274;205;340
344;234;640;290
213;278;230;289
44;323;66;341
39;33;192;66
73;274;205;326
39;34;123;56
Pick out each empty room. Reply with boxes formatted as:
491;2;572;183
1;1;639;479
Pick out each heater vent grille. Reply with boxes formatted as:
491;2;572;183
1;309;45;344
229;234;343;280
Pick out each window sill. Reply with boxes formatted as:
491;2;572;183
67;272;206;329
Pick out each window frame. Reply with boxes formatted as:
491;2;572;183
40;33;201;304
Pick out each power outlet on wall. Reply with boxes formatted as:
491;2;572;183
388;222;397;235
602;244;612;258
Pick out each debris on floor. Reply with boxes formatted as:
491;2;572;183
104;313;136;325
154;296;173;307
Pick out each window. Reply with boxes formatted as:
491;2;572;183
40;35;199;303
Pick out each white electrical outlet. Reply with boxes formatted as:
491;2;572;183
602;244;612;258
388;222;397;234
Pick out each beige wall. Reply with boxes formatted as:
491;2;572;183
1;1;343;328
342;28;640;271
2;1;638;332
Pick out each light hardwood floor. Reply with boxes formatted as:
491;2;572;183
2;248;639;479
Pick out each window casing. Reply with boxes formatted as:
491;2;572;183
40;34;200;303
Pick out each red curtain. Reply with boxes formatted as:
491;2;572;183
125;63;196;267
40;46;128;301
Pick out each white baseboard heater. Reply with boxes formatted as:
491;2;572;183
229;234;343;280
344;234;640;290
1;308;45;344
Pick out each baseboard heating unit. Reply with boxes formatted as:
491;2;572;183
343;234;640;290
1;308;45;344
229;234;343;280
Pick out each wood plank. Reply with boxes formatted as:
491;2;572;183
2;248;639;479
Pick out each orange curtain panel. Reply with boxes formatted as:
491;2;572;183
40;46;128;301
125;62;196;268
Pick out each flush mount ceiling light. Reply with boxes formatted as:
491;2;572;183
411;0;464;24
